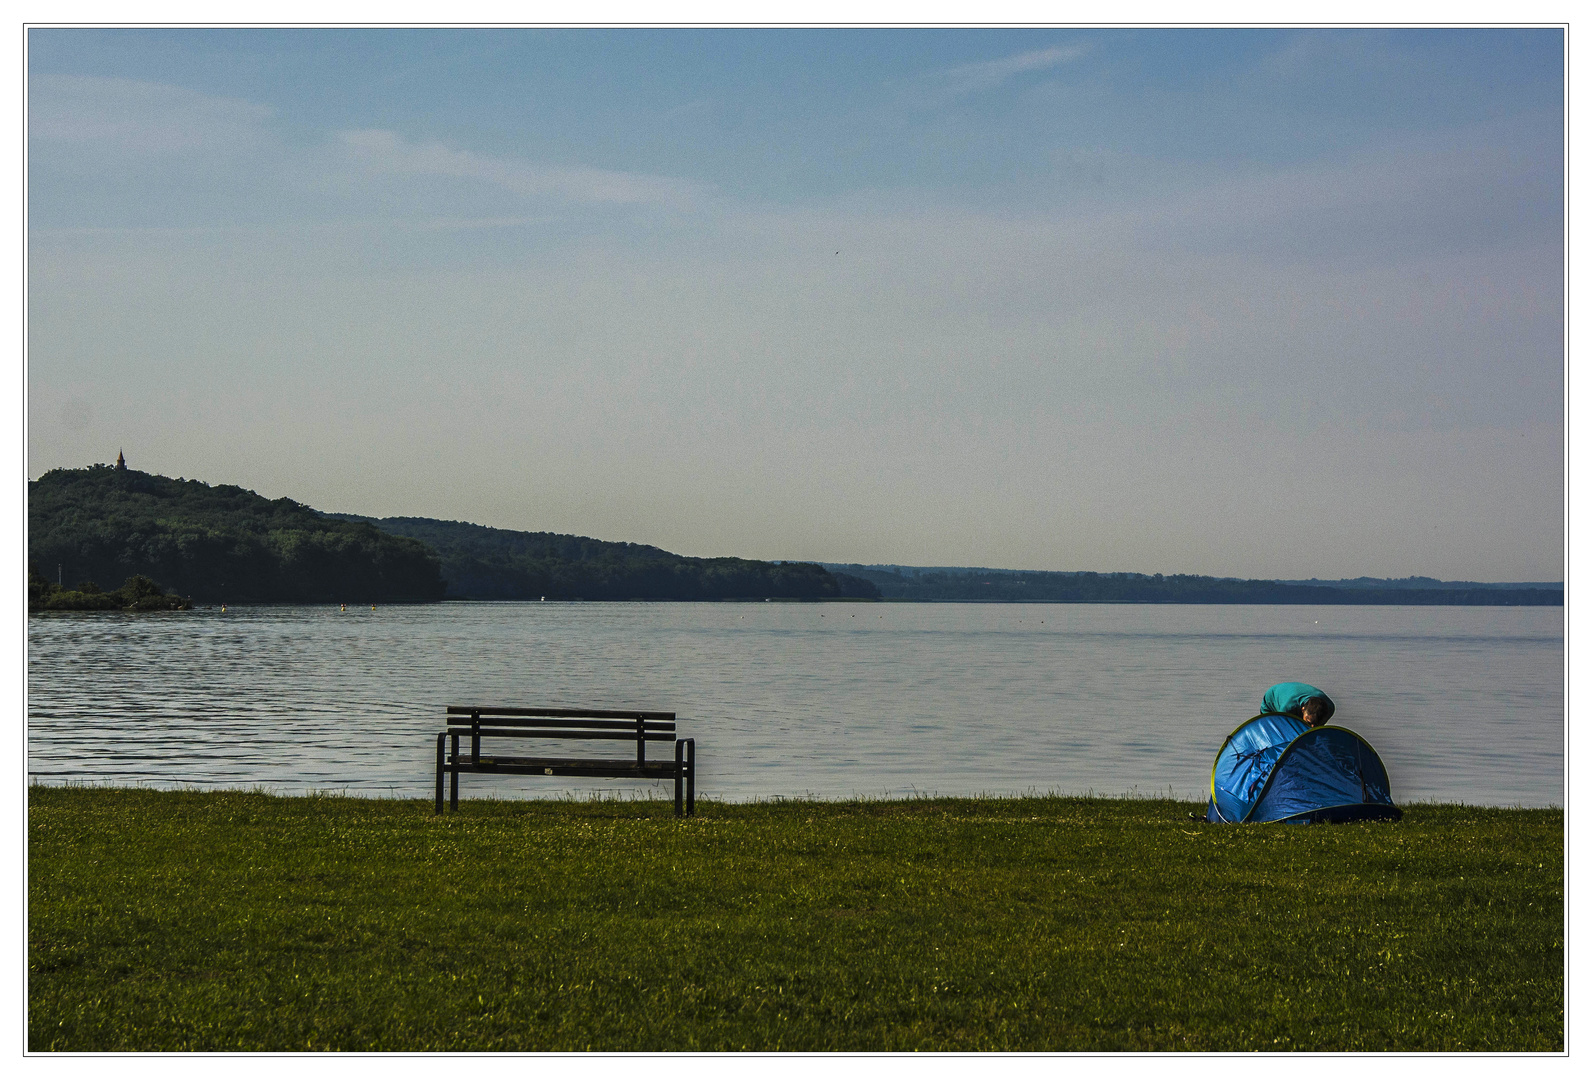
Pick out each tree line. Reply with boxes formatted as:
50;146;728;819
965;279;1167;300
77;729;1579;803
29;466;446;605
30;570;191;611
828;565;1563;606
41;463;1549;610
332;515;881;601
28;465;879;607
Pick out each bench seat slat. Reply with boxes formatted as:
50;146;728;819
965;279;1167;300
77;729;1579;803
446;716;675;733
448;705;675;722
456;757;681;778
459;727;677;739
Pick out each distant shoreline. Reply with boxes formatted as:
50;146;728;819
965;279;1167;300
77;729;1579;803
821;564;1562;606
30;595;1563;610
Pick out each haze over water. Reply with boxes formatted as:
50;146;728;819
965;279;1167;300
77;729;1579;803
27;602;1562;808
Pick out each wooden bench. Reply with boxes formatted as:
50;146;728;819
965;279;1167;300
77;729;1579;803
435;706;696;816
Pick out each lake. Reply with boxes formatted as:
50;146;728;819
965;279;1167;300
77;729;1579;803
26;602;1563;807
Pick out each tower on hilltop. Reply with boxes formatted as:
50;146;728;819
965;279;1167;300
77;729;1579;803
115;450;126;471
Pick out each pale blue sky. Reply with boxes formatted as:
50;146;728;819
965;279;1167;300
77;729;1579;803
27;28;1564;579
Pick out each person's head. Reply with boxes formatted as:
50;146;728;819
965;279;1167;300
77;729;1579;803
1301;697;1329;727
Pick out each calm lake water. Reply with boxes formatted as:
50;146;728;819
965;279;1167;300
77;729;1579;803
27;602;1563;807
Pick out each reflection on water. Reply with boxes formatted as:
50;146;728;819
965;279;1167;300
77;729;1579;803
27;602;1563;806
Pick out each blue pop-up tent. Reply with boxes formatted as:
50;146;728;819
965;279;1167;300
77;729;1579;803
1206;713;1401;824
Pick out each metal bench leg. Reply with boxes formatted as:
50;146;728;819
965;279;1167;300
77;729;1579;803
686;738;695;817
450;732;460;810
435;732;447;814
674;740;685;818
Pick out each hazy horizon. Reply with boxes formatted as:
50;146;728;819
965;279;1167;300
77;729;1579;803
30;456;1559;587
27;29;1565;581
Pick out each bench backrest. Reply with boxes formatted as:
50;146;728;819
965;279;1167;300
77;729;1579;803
445;705;677;765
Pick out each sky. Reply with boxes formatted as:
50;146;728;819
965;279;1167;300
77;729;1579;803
25;27;1565;580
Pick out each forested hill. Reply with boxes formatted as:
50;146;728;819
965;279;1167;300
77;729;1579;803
825;565;1563;605
29;466;445;603
333;515;880;601
37;464;1546;608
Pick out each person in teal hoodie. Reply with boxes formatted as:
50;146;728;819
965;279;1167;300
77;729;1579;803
1262;682;1335;727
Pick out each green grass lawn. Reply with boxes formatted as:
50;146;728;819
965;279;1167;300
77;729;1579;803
29;787;1561;1052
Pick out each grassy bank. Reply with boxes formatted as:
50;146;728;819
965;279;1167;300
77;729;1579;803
29;787;1561;1052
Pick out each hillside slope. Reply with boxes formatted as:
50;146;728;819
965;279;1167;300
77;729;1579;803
337;515;880;601
30;466;445;603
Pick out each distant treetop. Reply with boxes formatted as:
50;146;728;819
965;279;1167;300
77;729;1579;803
29;466;446;604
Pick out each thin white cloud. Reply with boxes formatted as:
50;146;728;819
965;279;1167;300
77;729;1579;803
29;75;704;224
28;74;274;153
339;128;702;207
908;44;1088;107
